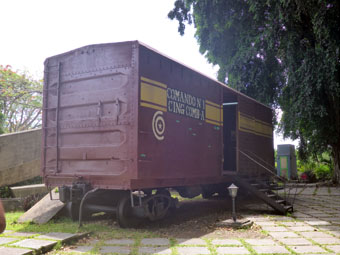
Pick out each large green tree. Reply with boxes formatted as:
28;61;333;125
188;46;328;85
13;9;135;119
0;65;43;133
169;0;340;183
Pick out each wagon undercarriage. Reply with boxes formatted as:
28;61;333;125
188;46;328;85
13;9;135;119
59;184;182;228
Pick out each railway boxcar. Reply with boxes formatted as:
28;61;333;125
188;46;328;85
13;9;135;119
42;41;280;227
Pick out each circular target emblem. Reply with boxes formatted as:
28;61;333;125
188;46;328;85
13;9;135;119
152;111;165;141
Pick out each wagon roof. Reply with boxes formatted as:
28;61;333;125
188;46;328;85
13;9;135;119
44;40;272;110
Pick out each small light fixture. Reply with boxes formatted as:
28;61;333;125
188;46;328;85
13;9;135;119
228;183;239;222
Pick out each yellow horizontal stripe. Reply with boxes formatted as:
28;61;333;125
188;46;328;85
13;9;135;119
206;104;221;122
238;112;273;138
141;82;167;107
221;107;223;122
239;127;273;138
206;119;221;126
140;102;167;112
206;100;220;108
240;111;272;127
141;76;167;89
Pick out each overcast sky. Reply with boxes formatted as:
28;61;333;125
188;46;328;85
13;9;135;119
0;0;296;147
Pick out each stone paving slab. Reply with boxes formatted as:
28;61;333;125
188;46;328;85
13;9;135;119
319;225;340;231
176;238;206;246
277;238;313;246
0;237;18;245
100;245;131;254
245;216;271;222
280;221;307;227
252;245;289;254
244;239;277;245
319;217;340;222
139;246;172;254
1;230;14;235
261;226;288;232
141;238;170;246
292;212;312;218
211;239;242;246
305;220;331;226
105;238;135;245
11;239;57;250
7;232;37;237
287;226;317;232
272;216;295;221
299;231;334;238
300;188;316;195
269;231;300;238
329;231;340;237
37;232;78;241
326;245;340;253
254;221;278;226
312;237;340;244
216;246;250;254
0;246;33;255
177;246;210;255
290;245;328;254
67;245;93;253
295;217;318;221
0;231;87;255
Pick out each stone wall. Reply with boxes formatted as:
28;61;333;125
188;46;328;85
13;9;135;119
0;129;41;186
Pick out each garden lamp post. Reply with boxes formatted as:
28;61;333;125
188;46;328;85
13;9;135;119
228;183;239;222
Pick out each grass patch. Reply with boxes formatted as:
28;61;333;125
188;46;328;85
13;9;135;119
205;239;217;255
239;238;256;255
3;211;162;240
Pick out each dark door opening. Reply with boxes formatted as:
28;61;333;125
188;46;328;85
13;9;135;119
223;103;237;172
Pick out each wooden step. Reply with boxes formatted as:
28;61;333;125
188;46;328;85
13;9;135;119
234;176;294;215
259;189;269;192
267;194;276;198
284;205;293;212
276;200;285;204
270;186;284;191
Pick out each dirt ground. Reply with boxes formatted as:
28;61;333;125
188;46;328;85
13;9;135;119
88;193;274;239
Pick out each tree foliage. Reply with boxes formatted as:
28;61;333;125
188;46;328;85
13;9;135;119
168;0;285;109
168;0;340;183
0;65;43;133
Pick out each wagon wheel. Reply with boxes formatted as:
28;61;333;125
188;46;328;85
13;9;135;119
157;189;176;215
66;202;92;221
116;194;142;228
66;202;80;221
144;189;172;221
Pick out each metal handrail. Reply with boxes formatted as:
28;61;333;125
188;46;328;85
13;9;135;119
238;149;298;206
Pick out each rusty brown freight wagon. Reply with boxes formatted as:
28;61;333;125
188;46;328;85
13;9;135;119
42;41;291;227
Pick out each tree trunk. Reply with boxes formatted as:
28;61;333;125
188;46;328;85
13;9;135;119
332;146;340;184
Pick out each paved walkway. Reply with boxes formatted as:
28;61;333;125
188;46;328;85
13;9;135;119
0;232;86;255
1;186;340;254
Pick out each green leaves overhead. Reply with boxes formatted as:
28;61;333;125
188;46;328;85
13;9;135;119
0;65;43;133
169;0;285;108
169;0;340;183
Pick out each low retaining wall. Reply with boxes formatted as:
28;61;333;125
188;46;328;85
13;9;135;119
0;129;41;186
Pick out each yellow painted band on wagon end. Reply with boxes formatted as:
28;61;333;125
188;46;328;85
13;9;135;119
205;101;223;126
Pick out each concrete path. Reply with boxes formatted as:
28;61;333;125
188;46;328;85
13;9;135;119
2;186;340;254
0;231;87;254
60;186;340;254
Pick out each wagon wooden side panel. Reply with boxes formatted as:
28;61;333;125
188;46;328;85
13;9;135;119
134;45;224;189
42;42;139;190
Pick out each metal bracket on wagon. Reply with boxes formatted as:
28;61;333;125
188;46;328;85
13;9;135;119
59;182;91;203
